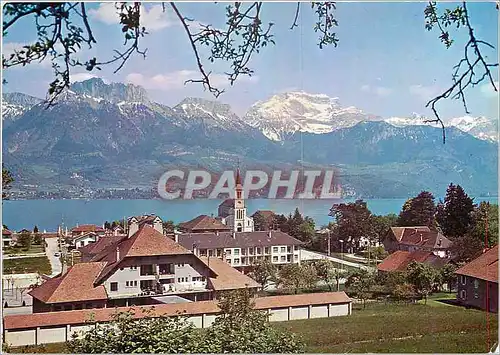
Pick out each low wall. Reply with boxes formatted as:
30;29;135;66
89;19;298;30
3;292;352;347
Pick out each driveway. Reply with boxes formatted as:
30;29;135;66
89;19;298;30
45;237;62;276
301;249;374;270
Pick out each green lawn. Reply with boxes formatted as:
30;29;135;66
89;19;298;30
274;301;498;353
3;256;52;275
4;244;45;255
7;297;497;353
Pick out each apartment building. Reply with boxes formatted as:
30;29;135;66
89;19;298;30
176;230;303;272
29;225;260;313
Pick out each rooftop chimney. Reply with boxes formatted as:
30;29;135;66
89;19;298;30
116;246;120;261
174;233;179;243
192;243;198;255
232;231;236;239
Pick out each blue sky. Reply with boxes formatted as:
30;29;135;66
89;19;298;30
2;2;498;118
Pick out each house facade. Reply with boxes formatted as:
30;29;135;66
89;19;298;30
29;225;260;313
2;228;15;247
176;230;303;272
382;226;452;257
70;224;105;237
455;245;498;313
178;215;231;233
127;215;163;236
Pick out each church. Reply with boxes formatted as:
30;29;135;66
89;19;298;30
217;169;254;232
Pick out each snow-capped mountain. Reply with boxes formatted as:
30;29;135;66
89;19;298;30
2;93;42;127
243;91;381;141
385;113;498;142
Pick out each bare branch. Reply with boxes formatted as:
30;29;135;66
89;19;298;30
290;2;301;30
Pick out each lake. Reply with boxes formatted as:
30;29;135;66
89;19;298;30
2;197;498;231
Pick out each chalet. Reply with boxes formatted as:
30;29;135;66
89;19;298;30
382;226;452;257
70;224;105;237
29;225;260;313
176;230;303;272
2;228;15;247
71;232;99;249
178;215;231;233
377;250;452;273
455;245;498;313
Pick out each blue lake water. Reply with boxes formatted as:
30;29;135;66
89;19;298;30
2;197;498;231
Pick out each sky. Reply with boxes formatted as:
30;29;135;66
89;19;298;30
2;1;499;119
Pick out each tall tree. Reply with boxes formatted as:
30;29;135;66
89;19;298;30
345;269;376;309
248;259;277;291
313;259;346;291
436;183;475;239
277;263;318;294
33;225;39;233
372;214;398;243
2;165;14;200
17;231;32;250
450;233;484;263
329;200;376;253
470;202;498;247
398;191;437;228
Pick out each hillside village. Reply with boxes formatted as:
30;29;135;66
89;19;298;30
2;174;498;352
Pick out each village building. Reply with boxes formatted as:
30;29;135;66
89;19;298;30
217;169;254;232
178;215;231;233
70;224;105;237
455;245;498;313
382;226;452;257
176;230;303;272
127;214;163;236
2;228;15;247
377;250;452;273
29;225;260;313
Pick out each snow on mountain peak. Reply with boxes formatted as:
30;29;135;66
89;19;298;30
243;91;380;141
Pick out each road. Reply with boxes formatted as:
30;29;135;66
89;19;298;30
301;249;375;270
4;253;46;259
45;237;62;277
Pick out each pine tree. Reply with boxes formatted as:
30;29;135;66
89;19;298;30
397;191;437;228
436;183;475;239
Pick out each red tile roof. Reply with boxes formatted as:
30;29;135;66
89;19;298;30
198;257;260;291
179;215;231;232
4;292;351;330
251;210;276;219
71;225;105;233
389;226;430;242
29;262;108;304
78;235;128;262
3;229;12;236
377;250;451;272
455;245;499;283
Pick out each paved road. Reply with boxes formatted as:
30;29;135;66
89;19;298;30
301;249;375;270
4;253;46;259
45;238;62;276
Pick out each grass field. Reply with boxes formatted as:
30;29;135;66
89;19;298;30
8;295;497;353
274;297;498;353
4;245;45;255
3;256;52;275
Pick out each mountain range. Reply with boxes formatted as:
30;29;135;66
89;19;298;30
2;78;498;198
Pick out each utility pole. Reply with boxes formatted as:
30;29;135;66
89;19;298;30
327;230;331;257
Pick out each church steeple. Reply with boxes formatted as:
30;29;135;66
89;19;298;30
233;163;245;232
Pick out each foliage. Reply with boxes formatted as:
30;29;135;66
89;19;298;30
248;258;277;290
450;233;484;263
405;261;437;304
68;289;304;353
312;259;346;291
372;213;398;242
253;211;276;231
2;165;14;199
329;200;377;253
276;209;316;246
162;220;176;234
33;225;39;233
277;263;319;294
436;183;475;239
17;231;33;250
440;263;458;292
397;191;437;228
33;233;43;245
4;256;52;274
345;269;376;308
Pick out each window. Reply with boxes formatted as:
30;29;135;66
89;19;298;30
294;255;298;260
125;281;137;287
226;259;231;264
256;247;261;254
248;248;254;255
474;279;479;289
280;247;286;253
110;282;118;291
264;247;270;254
225;249;232;256
234;259;240;264
177;263;185;267
241;248;246;255
287;246;292;253
460;290;467;300
234;249;240;256
216;249;222;257
460;275;467;285
208;249;214;257
294;245;299;251
129;266;137;270
200;249;207;256
280;256;286;262
273;256;278;262
273;247;279;253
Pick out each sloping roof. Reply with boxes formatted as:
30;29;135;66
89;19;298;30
400;229;452;250
3;229;12;236
129;215;161;225
93;225;192;284
71;224;105;233
455;245;499;283
29;262;108;304
78;235;128;262
377;250;451;272
178;230;303;250
71;232;97;243
198;256;260;291
219;199;234;207
179;215;231;232
4;292;351;330
389;226;430;242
